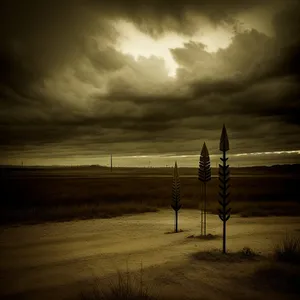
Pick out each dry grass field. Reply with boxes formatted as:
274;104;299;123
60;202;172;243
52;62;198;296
1;165;300;300
1;165;300;226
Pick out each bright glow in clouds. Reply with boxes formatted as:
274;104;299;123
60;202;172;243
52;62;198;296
115;21;184;78
234;150;300;156
8;150;300;167
120;150;300;159
114;20;233;78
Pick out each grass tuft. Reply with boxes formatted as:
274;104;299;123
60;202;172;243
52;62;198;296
164;229;185;234
272;234;300;264
191;247;261;262
240;247;258;258
79;263;157;300
186;233;220;240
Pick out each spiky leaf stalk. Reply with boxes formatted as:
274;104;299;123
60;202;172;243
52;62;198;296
218;124;231;254
171;161;181;232
198;142;211;236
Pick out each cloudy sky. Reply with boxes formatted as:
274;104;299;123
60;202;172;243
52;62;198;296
1;0;300;166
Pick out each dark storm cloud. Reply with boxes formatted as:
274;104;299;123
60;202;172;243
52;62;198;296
89;0;285;37
0;0;300;161
91;75;300;126
257;3;300;80
170;41;212;69
0;0;118;96
0;0;285;91
83;40;127;73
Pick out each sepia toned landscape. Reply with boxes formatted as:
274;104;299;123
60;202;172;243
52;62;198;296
1;164;300;299
1;164;300;226
1;0;300;299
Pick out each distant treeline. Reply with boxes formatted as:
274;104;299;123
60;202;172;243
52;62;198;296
1;164;300;170
1;164;300;177
0;164;110;171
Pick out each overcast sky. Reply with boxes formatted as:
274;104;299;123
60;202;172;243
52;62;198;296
1;0;300;166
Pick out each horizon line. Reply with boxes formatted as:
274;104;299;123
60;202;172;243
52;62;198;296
1;163;300;168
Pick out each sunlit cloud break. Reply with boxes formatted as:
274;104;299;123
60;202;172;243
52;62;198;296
114;150;300;160
1;0;300;166
234;150;300;157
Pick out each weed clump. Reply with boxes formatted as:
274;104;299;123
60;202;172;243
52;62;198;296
273;234;300;264
80;264;157;300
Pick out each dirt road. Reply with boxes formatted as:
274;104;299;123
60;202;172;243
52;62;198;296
1;210;300;299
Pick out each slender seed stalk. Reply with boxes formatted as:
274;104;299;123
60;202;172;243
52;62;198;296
198;142;211;236
171;161;181;233
218;124;231;254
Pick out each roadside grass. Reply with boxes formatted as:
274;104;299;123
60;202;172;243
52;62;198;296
189;241;300;296
207;200;300;218
1;174;300;225
189;234;300;265
79;263;157;300
251;234;300;295
80;242;300;300
190;246;262;262
272;233;300;264
0;203;158;226
2;200;300;226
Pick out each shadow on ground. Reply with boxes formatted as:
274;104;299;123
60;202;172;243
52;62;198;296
251;262;300;295
190;247;263;263
164;229;188;234
186;233;220;240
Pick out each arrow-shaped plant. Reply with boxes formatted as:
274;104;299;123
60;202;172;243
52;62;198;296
218;124;231;254
198;142;211;236
171;161;182;233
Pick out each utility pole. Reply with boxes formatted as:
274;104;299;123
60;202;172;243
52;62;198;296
110;154;112;172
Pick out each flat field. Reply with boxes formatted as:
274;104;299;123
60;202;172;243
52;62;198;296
1;166;300;300
1;165;300;225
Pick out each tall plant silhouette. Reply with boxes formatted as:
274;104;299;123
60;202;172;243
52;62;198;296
171;161;182;233
198;142;211;236
218;124;231;254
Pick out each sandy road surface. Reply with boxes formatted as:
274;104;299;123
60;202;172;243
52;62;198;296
1;210;300;300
